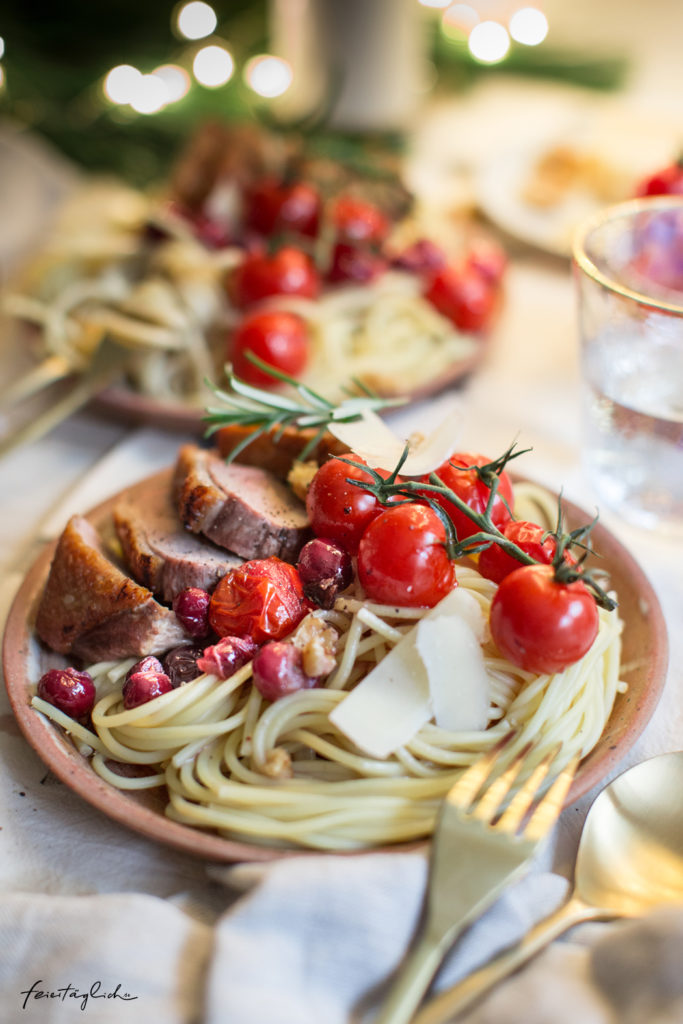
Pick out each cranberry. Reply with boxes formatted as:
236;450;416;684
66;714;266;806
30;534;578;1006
392;238;446;275
122;670;174;710
197;636;258;679
173;587;211;637
163;645;205;686
252;642;318;701
297;538;353;609
37;667;96;719
327;243;387;285
125;656;164;681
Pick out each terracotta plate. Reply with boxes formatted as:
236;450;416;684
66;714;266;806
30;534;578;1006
1;479;669;862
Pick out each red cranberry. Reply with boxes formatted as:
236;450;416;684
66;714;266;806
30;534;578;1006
173;588;211;637
125;656;164;681
163;645;205;686
197;636;258;679
37;667;96;719
392;238;447;275
327;243;387;285
297;538;353;609
252;642;318;701
122;670;173;710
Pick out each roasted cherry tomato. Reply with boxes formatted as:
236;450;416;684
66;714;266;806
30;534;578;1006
420;453;513;543
231;310;309;387
331;195;390;244
424;265;497;333
357;504;456;608
208;558;305;644
490;564;599;674
478;520;576;585
327;242;387;285
634;158;683;197
306;457;399;556
231;246;320;308
243;178;321;238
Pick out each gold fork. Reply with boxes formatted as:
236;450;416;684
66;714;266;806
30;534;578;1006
374;739;578;1024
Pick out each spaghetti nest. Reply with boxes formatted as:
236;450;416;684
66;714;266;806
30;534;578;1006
32;563;624;852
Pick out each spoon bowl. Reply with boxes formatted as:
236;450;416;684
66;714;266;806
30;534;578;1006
415;751;683;1024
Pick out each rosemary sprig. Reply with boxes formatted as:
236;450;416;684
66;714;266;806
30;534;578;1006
339;446;617;611
203;354;407;462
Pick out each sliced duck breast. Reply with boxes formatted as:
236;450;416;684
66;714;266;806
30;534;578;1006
35;516;190;663
173;444;311;562
113;469;240;602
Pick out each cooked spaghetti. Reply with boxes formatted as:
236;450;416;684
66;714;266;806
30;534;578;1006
31;561;623;852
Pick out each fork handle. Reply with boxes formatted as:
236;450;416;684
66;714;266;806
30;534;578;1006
374;930;455;1024
412;896;616;1024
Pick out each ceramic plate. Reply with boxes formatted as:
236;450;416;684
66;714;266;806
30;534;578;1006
2;477;669;861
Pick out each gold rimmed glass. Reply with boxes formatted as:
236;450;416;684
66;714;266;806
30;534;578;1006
572;195;683;533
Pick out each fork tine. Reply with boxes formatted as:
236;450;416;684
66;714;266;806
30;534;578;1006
522;754;580;841
446;732;516;810
470;742;533;823
494;746;559;832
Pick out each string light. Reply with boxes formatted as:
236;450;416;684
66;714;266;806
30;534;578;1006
176;1;217;41
193;44;234;87
129;73;168;114
442;4;479;37
153;64;191;103
468;20;510;62
509;6;548;45
244;55;293;98
103;65;143;105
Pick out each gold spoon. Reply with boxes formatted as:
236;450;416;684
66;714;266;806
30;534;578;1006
414;750;683;1024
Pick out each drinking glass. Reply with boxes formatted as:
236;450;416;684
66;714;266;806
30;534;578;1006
573;196;683;533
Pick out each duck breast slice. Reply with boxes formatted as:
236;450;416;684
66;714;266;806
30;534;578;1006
113;469;241;602
35;516;191;663
173;444;311;563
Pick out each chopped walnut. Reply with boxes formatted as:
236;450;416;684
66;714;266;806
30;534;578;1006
287;459;319;502
261;747;293;780
293;615;338;677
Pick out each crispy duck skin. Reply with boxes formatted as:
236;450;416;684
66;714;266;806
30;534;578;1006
35;516;190;663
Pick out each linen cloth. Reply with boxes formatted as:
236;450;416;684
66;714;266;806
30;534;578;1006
2;858;683;1024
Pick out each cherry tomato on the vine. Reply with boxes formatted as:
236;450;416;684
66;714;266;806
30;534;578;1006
489;564;599;674
464;236;508;285
357;504;456;608
420;453;514;543
231;246;320;308
424;265;497;333
230;310;309;387
478;520;576;585
208;558;305;645
332;196;391;245
243;178;321;238
306;457;399;556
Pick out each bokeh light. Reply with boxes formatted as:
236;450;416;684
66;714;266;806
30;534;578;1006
417;0;451;7
0;67;5;91
442;3;480;37
0;37;5;60
244;55;293;98
129;73;168;114
468;20;510;62
176;1;217;41
509;6;548;45
103;64;143;105
192;44;234;87
153;64;191;103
